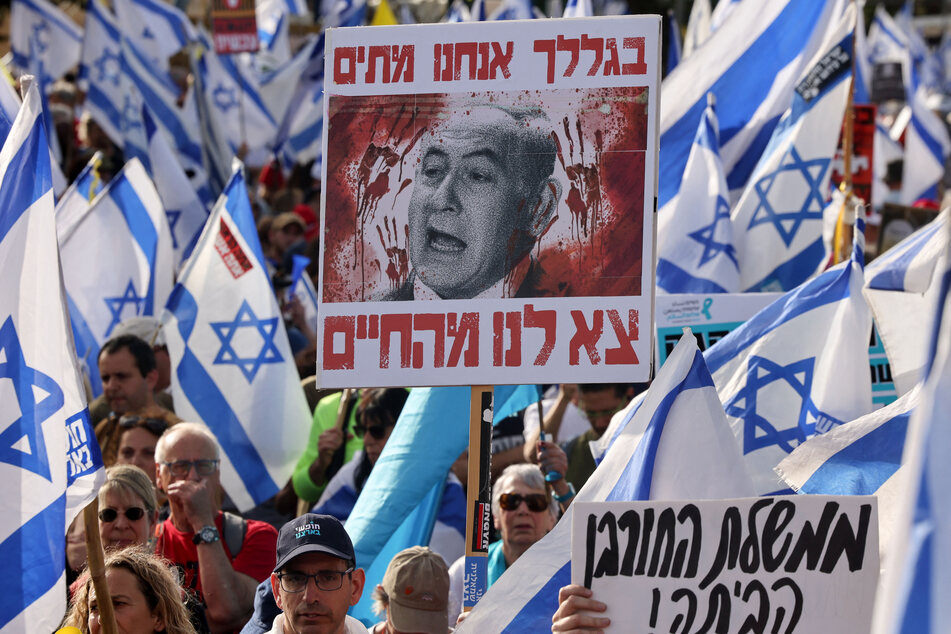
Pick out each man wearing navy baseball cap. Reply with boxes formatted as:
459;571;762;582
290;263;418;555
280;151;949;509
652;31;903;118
267;513;368;634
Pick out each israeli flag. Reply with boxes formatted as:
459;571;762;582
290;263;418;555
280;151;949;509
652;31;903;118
275;34;324;171
681;0;711;58
456;332;754;633
192;31;279;157
256;35;322;137
730;8;854;292
141;106;209;268
78;0;123;146
562;0;592;18
251;9;291;72
853;0;872;104
709;0;741;31
257;0;309;18
288;255;318;335
864;211;948;396
0;62;20;129
705;218;873;494
59;158;175;380
10;0;83;81
659;0;843;214
55;151;104;245
320;0;367;28
871;229;951;634
162;165;311;511
113;0;196;71
490;0;535;21
656;96;738;293
446;1;470;22
666;10;682;74
0;79;103;633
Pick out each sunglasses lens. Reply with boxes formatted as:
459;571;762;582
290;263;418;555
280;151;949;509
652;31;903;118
98;508;118;522
499;493;548;512
526;495;548;512
125;507;145;521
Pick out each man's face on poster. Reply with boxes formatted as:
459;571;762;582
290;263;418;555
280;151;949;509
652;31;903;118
407;108;559;299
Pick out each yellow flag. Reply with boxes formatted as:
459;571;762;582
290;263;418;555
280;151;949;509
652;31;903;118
371;0;399;25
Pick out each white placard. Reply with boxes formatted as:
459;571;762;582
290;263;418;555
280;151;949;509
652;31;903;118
571;497;879;633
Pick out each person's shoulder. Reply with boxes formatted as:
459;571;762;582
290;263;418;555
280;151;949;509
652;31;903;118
244;517;280;541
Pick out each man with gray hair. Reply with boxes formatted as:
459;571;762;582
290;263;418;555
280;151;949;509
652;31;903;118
383;104;563;300
445;463;558;624
154;422;279;631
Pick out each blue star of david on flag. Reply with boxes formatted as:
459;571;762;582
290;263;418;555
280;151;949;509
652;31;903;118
213;84;239;113
210;300;283;383
688;194;738;269
31;21;50;53
166;209;181;250
94;48;122;87
0;317;64;481
104;280;145;338
748;146;830;247
724;354;827;454
142;26;155;39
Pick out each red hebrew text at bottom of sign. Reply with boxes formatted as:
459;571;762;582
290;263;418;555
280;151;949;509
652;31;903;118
215;219;253;279
321;307;640;371
214;31;259;55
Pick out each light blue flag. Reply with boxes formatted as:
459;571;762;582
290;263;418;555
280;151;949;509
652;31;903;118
162;164;310;510
871;225;951;634
113;0;196;70
58;158;175;400
10;0;83;81
658;0;843;213
656;95;737;293
494;384;541;422
0;78;103;632
705;216;873;494
730;8;855;292
457;332;754;633
666;10;682;74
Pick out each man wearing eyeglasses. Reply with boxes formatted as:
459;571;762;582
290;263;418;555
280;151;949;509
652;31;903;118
154;423;279;632
268;513;368;634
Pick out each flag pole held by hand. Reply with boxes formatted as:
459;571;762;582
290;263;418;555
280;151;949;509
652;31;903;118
83;498;118;634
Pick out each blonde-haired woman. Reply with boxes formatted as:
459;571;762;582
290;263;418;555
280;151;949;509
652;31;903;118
63;549;197;634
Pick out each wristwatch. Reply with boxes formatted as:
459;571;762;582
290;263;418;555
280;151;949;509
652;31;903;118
192;525;220;545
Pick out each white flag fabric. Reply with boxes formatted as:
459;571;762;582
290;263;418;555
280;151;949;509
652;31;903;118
10;0;83;82
113;0;196;71
162;165;311;511
864;210;948;396
704;217;873;494
78;0;124;147
562;0;592;18
730;7;854;292
0;79;103;633
656;96;738;293
681;0;711;58
456;332;754;633
871;224;951;634
54;150;104;245
255;35;322;135
60;158;174;357
275;33;325;171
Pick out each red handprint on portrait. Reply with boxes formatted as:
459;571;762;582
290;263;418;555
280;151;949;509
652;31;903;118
376;215;410;291
553;117;604;249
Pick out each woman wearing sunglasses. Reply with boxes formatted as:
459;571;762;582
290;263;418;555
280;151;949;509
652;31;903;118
97;464;159;552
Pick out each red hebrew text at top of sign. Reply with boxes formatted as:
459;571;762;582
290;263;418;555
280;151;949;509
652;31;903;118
433;42;513;82
321;306;640;371
533;36;647;84
215;219;253;279
334;45;415;85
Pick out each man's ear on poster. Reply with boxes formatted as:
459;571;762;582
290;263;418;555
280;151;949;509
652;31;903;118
526;176;563;242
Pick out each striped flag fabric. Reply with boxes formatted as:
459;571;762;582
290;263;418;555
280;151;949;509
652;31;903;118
78;0;124;147
275;33;325;172
666;10;682;74
656;95;738;293
162;164;311;511
730;6;854;292
456;332;753;633
112;0;196;70
871;222;951;634
0;78;103;633
10;0;83;82
681;0;711;58
562;0;592;18
54;150;104;244
864;210;948;395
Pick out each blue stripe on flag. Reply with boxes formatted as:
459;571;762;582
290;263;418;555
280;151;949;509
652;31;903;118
166;284;280;502
898;478;933;632
657;258;730;294
743;236;825;292
225;172;270;274
659;0;828;207
110;174;159;314
0;493;66;629
130;0;191;46
0;115;50;243
17;0;82;41
909;113;947;170
610;349;715;500
66;293;103;396
500;562;570;634
705;263;851;373
799;413;910;495
725;113;783;192
867;219;943;290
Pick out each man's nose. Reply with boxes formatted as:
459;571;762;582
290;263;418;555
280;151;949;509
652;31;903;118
430;171;461;212
302;576;322;602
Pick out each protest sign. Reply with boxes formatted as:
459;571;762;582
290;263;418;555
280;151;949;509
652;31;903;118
830;104;875;207
316;16;661;387
212;0;259;54
655;293;780;365
571;497;879;633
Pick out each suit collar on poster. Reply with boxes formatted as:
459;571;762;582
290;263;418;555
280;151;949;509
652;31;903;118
412;255;534;300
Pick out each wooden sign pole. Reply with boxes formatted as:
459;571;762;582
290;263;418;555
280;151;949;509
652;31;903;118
83;498;117;634
461;385;494;612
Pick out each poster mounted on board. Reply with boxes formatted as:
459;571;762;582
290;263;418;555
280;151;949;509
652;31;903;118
316;16;661;388
571;497;879;634
211;0;259;54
